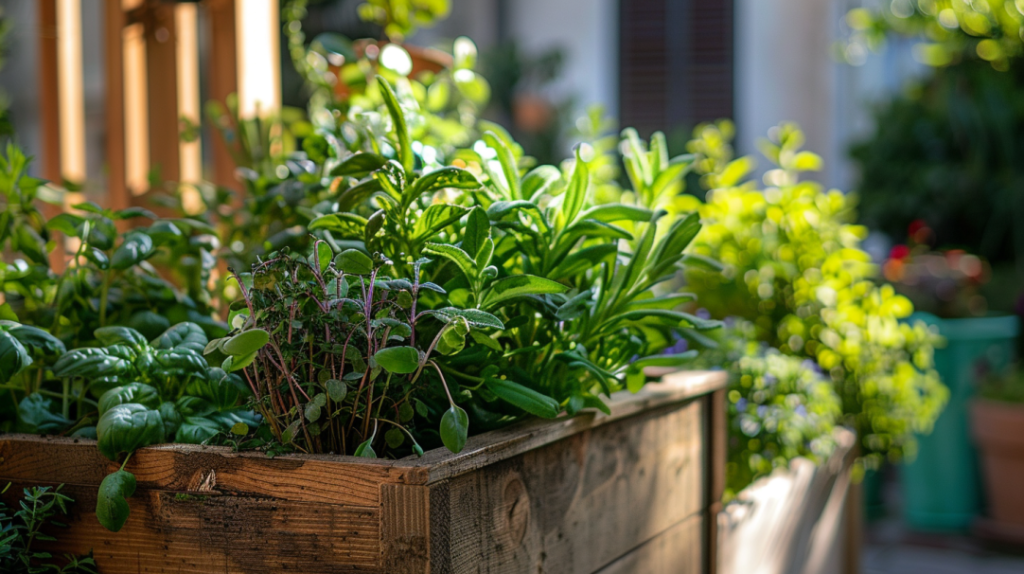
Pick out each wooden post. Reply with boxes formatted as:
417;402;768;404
206;0;238;192
142;0;179;188
104;0;128;213
37;0;65;271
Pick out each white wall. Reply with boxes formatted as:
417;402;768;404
505;0;618;117
735;0;924;190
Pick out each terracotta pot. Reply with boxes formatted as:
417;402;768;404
331;39;452;100
971;399;1024;530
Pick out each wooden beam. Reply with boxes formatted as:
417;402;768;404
143;0;179;188
206;0;239;191
37;0;65;271
104;0;128;212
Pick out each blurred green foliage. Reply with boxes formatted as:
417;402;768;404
851;58;1024;301
695;321;842;499
846;0;1024;69
683;121;948;470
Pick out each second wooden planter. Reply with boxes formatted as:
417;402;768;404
0;370;725;574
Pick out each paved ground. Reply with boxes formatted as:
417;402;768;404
862;468;1024;574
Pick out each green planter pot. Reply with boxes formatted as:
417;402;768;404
900;313;1019;532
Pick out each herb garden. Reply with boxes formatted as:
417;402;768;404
0;0;981;572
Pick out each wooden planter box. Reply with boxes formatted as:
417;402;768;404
716;428;859;574
0;370;725;574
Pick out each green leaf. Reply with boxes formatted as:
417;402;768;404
110;231;154;270
151;322;207;354
222;329;270;356
483;131;520;200
461;207;491;257
315;241;333;274
408;167;481;203
560;146;590;226
0;329;32;385
423;243;477;283
648;212;702;275
334;249;374;275
95;326;148;349
548;244;617;280
628;351;698;371
52;349;133;379
45;212;84;236
308;213;368;239
555;289;594;321
330;152;386;177
222;349;259;373
377;76;413;174
305;401;321;422
413;204;471;240
385;428;405;448
354;438;377;458
485;378;560;419
151;348;210;378
430;307;505;330
175;416;220;443
336;178;383;211
96;470;136;532
98;383;160;415
325;379;347;401
440;405;469;454
15;394;72;434
481;275;568;309
373;346;420;374
521;165;562;201
578;204;655;223
96;404;165;461
174;396;216;418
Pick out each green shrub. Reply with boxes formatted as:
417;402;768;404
683;122;948;470
851;58;1024;311
0;483;97;574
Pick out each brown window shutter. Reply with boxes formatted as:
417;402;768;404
619;0;734;137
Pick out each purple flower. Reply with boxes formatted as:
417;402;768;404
764;374;777;386
736;398;748;411
696;308;712;320
757;405;767;418
795;405;807;417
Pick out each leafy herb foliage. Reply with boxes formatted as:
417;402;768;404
0;483;98;574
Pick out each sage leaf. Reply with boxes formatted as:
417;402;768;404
440;405;469;454
222;329;270;356
334;249;374;275
484;378;560;419
373;346;420;374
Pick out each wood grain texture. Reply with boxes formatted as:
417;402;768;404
0;370;725;573
401;371;726;484
7;482;381;574
431;400;705;574
0;436;427;505
594;512;704;574
381;484;431;574
716;428;857;574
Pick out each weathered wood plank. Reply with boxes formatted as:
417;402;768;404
433;399;705;574
402;371;726;484
716;428;856;574
6;482;382;574
594;512;704;574
0;436;427;505
380;484;431;574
